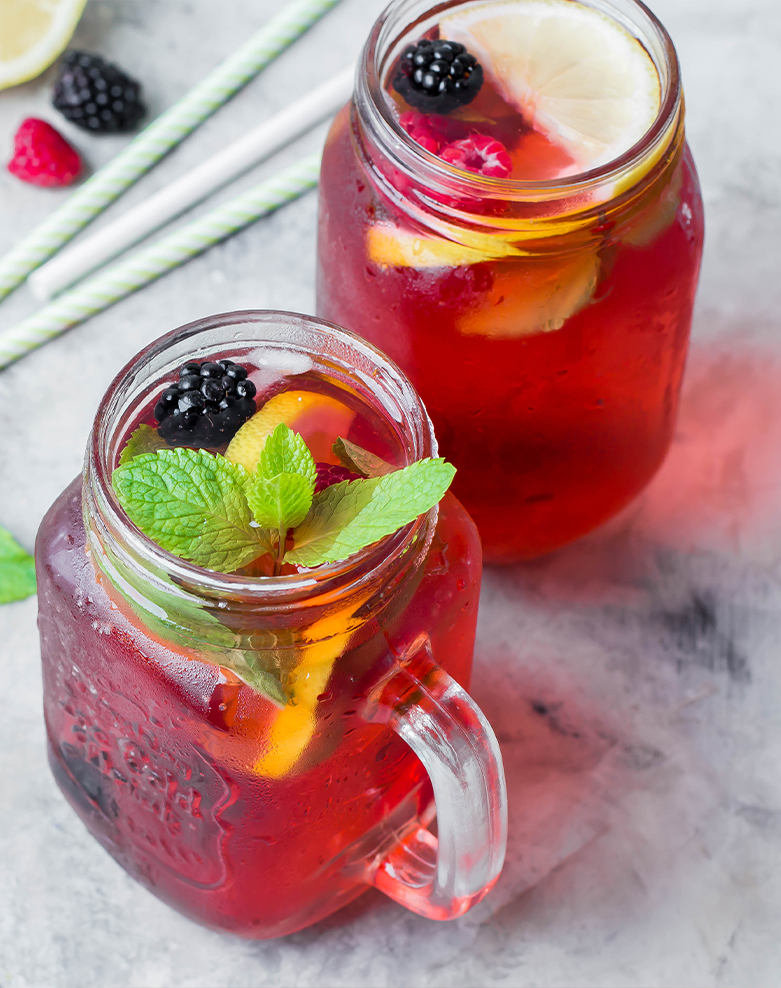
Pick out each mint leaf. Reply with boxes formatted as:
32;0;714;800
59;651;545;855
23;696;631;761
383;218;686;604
333;437;395;478
246;473;314;532
227;651;289;709
245;423;316;534
112;448;268;572
286;478;380;565
286;458;455;567
119;424;167;465
259;423;317;487
0;526;36;604
226;627;312;708
96;545;292;707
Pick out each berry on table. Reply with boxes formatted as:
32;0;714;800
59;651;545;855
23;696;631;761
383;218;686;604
7;118;82;187
155;359;257;447
439;134;512;179
394;38;483;114
52;51;145;133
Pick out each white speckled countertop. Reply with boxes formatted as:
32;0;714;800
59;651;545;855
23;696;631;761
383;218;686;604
2;2;781;985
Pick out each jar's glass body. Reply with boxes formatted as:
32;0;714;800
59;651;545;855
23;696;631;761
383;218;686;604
36;313;482;938
316;0;705;562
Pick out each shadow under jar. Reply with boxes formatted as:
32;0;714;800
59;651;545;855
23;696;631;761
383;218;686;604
36;311;506;938
316;0;705;563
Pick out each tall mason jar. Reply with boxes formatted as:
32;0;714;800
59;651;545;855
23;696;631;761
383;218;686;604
317;0;705;562
36;312;506;938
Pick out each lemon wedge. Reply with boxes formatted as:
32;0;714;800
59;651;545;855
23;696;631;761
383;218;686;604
226;390;356;472
441;0;661;173
0;0;87;90
368;221;523;269
457;252;599;338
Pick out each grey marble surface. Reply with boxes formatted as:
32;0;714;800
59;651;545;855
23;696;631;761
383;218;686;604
1;1;781;986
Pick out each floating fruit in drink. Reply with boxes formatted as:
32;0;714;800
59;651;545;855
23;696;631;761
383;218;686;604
226;389;356;470
254;607;366;779
440;0;661;173
456;252;600;338
154;358;257;447
367;221;523;269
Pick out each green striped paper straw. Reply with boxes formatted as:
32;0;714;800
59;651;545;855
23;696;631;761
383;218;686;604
0;153;321;371
0;0;341;303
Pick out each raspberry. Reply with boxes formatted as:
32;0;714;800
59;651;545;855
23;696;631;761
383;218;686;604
7;118;82;187
399;111;442;154
398;111;467;154
397;115;512;183
314;463;358;493
439;134;512;179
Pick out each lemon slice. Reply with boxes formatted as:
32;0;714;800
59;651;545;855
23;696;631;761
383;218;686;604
441;0;661;172
368;221;523;269
0;0;87;90
456;251;599;338
226;390;356;472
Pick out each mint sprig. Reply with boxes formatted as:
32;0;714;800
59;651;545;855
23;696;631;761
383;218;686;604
0;525;36;604
245;424;316;573
113;425;454;574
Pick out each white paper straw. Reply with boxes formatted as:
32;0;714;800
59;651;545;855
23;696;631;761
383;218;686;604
0;0;341;303
29;65;354;300
0;153;321;371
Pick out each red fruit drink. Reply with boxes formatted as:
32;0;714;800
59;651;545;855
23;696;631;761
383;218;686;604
317;0;705;562
36;313;503;937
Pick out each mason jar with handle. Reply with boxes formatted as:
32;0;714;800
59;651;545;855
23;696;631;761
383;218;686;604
36;311;507;938
317;0;705;563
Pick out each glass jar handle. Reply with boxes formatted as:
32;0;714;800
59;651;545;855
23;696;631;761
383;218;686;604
365;648;507;920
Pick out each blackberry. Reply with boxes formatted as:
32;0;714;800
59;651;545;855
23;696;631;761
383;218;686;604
56;743;119;821
52;52;146;133
394;38;483;114
155;359;257;447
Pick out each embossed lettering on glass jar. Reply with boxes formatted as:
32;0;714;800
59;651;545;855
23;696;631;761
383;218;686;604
317;0;705;562
36;311;506;938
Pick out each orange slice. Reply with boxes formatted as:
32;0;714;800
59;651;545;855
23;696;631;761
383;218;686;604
226;390;356;472
253;609;362;778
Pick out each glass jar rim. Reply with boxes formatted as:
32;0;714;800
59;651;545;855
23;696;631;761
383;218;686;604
357;0;683;202
85;310;438;610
